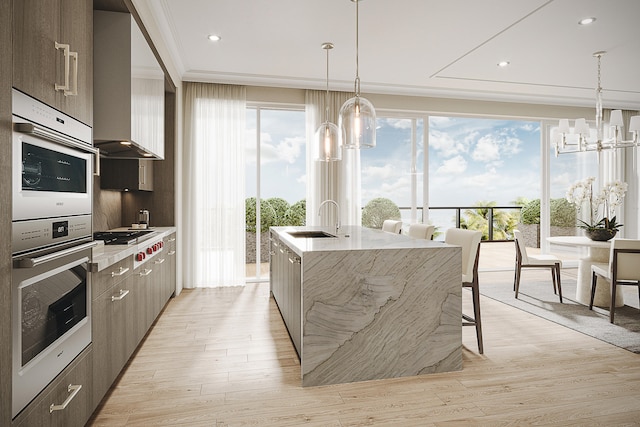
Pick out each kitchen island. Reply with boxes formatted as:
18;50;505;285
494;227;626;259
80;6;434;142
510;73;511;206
270;225;462;387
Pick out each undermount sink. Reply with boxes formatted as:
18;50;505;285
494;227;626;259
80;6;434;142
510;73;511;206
287;231;336;239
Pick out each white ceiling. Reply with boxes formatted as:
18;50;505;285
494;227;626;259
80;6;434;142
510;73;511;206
140;0;640;110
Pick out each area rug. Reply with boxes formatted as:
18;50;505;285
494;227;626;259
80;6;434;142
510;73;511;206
478;272;640;354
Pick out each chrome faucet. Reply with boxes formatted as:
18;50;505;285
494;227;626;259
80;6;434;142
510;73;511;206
318;200;340;234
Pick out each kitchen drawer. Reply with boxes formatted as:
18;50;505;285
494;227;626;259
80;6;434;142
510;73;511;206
91;256;133;299
13;346;93;427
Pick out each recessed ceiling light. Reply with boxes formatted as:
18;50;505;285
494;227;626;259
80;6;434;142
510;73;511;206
497;61;510;68
208;34;221;42
578;17;596;25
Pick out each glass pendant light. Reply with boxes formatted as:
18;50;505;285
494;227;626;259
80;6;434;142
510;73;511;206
315;42;342;161
339;0;376;149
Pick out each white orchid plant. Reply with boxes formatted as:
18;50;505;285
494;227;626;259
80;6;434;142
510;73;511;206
566;176;628;232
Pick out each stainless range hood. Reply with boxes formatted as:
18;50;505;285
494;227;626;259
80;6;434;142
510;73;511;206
95;139;158;159
93;10;165;160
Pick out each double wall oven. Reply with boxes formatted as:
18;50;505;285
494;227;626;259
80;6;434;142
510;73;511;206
11;89;97;418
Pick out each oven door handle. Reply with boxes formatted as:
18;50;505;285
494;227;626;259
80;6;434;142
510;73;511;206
14;123;98;155
15;241;98;268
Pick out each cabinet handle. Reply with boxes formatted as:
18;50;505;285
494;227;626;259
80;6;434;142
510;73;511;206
168;251;176;256
111;289;130;301
54;42;70;93
111;266;130;277
49;384;82;413
67;50;78;96
289;257;300;264
140;268;153;276
154;258;165;264
167;238;176;242
139;163;145;186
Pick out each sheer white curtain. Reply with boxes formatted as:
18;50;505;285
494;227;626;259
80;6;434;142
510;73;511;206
305;90;361;227
183;82;246;287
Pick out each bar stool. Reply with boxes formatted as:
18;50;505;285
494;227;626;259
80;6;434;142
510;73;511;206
445;228;483;354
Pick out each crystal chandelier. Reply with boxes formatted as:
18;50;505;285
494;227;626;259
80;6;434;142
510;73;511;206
339;0;376;149
555;51;640;156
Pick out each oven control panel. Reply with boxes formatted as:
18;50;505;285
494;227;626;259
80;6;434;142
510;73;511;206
12;214;92;255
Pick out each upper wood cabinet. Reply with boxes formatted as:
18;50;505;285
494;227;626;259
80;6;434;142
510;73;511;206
93;10;164;159
12;0;93;126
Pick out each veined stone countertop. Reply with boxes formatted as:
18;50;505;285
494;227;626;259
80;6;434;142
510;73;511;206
272;225;451;257
90;226;176;272
270;225;463;387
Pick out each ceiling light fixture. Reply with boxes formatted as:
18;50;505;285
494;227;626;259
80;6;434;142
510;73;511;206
315;42;342;161
497;60;510;68
339;0;376;149
578;17;596;25
207;34;221;42
555;51;640;156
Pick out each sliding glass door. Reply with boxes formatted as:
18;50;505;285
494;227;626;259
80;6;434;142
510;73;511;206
245;107;306;282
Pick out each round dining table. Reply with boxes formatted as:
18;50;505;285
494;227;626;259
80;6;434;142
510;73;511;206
547;236;623;307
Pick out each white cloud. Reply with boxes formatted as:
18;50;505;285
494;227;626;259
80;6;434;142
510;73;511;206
472;135;500;162
384;118;412;130
258;133;305;165
436;155;467;174
430;130;468;157
362;164;395;180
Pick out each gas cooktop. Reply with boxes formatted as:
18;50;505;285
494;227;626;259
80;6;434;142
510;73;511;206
93;230;154;245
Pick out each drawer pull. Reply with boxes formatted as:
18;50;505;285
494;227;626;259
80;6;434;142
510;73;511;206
154;258;165;264
167;237;176;242
111;289;130;301
111;266;130;277
140;268;152;276
168;250;176;256
50;384;82;413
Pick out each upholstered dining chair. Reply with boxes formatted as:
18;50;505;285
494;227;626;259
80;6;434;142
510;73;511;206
589;238;640;323
408;223;435;240
445;228;483;354
513;229;563;303
381;219;402;234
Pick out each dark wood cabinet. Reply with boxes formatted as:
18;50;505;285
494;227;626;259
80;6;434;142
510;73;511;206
99;159;154;191
12;347;93;427
12;0;93;125
91;231;175;411
269;232;301;356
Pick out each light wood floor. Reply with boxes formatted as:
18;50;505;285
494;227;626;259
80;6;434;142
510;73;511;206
88;270;640;426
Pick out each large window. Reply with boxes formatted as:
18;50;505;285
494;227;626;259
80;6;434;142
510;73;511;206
361;117;425;226
361;114;541;242
428;116;541;239
245;107;306;281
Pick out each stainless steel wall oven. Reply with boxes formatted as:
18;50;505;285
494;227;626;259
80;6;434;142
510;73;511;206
11;88;97;418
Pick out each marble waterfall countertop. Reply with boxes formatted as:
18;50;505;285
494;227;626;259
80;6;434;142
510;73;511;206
90;226;176;272
270;225;463;387
273;225;448;256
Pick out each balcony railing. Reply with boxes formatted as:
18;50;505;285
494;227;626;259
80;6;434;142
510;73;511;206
397;205;523;242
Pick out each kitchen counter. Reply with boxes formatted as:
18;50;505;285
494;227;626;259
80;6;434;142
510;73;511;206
90;226;176;272
274;225;446;255
270;225;462;387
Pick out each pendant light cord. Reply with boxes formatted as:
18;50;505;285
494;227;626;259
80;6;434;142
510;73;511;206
354;0;361;96
322;42;334;123
325;44;330;122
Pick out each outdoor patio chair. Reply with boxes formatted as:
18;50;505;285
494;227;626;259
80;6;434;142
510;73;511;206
589;238;640;323
513;229;563;303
